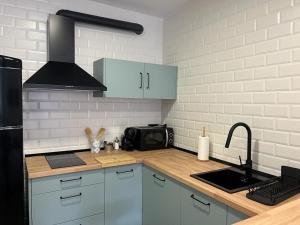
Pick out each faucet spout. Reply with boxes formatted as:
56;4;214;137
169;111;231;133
225;122;252;177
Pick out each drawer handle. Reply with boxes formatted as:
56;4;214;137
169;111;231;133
60;192;82;200
146;72;150;89
60;177;82;183
116;169;134;174
153;174;166;182
139;72;143;89
190;194;210;207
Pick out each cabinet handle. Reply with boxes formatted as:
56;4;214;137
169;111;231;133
116;169;134;174
146;72;150;89
60;177;82;183
190;194;210;207
152;174;166;182
139;72;143;89
60;192;82;200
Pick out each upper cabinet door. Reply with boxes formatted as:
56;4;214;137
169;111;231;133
94;59;144;98
143;63;177;99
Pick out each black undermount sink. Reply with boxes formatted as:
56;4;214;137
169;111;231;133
191;167;271;193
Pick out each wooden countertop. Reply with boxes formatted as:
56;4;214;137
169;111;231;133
26;149;173;179
234;198;300;225
25;148;300;223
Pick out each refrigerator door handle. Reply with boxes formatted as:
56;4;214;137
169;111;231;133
0;126;23;130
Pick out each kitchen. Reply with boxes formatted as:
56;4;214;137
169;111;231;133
1;0;300;225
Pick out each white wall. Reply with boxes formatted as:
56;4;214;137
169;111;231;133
163;0;300;175
0;0;163;154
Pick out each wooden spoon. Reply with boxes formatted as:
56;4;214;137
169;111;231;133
85;127;94;142
95;128;105;140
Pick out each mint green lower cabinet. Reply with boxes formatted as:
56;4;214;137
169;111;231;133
32;183;104;225
144;63;177;99
181;186;227;225
226;207;248;225
105;164;142;225
29;166;249;225
142;166;181;225
56;213;104;225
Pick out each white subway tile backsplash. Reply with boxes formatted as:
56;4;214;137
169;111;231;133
281;5;300;22
275;144;300;161
279;34;300;49
268;23;291;39
265;105;288;117
235;45;254;58
278;92;300;103
266;51;291;65
0;0;163;154
255;40;278;55
279;63;300;76
268;0;292;13
163;0;300;174
256;13;278;30
245;55;266;68
265;78;290;91
263;130;289;145
244;80;264;92
246;30;266;44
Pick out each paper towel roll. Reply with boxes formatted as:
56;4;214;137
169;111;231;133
198;136;209;161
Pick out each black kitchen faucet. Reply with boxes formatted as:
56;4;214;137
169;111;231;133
225;122;253;178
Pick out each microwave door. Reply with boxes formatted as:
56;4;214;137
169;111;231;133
142;131;166;150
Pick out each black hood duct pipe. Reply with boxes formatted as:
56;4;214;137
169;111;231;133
23;10;144;91
56;10;144;35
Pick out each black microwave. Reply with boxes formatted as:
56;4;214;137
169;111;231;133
122;125;174;151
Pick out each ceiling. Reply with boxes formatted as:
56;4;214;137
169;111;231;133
91;0;191;17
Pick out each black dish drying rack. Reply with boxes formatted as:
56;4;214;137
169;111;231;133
246;166;300;206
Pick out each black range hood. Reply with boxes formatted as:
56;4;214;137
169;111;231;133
23;11;144;91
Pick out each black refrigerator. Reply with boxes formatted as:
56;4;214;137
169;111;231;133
0;55;24;225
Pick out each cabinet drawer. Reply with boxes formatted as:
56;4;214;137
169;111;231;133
32;183;104;225
181;186;227;225
56;213;104;225
32;169;104;195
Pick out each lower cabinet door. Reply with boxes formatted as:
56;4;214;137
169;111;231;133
226;207;248;225
57;213;104;225
181;187;227;225
32;183;104;225
105;164;142;225
143;166;181;225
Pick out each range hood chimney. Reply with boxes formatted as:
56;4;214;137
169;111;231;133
23;10;144;91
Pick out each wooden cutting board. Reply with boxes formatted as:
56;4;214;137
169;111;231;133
95;153;137;167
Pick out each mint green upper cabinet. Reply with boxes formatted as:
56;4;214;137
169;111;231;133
93;58;177;99
143;166;181;225
181;185;227;225
226;207;248;225
105;164;142;225
144;63;177;99
94;58;144;98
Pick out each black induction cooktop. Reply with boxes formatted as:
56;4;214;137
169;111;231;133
45;153;86;169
